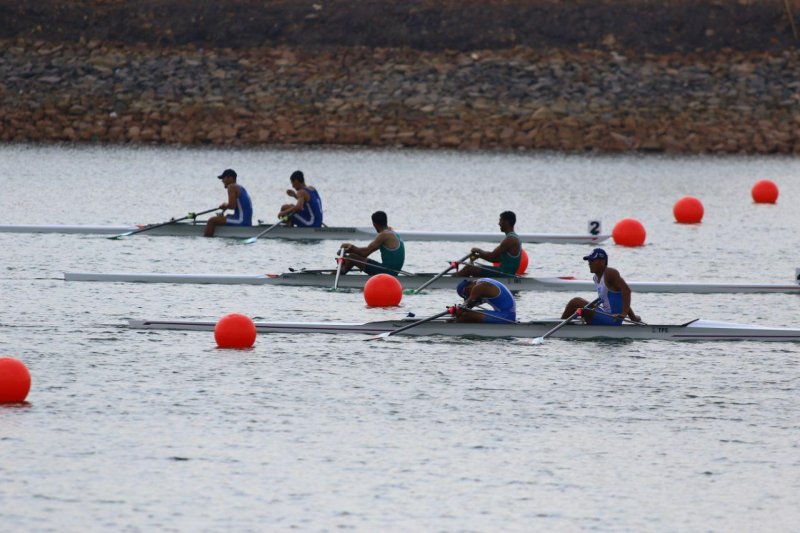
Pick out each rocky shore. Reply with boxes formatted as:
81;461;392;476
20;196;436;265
2;1;800;153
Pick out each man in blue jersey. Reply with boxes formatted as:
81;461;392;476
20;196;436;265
455;211;521;277
278;170;323;227
453;278;517;324
561;248;640;325
339;211;405;276
204;168;253;237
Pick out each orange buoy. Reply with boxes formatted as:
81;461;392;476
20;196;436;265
752;179;779;204
492;249;529;274
363;273;403;307
612;218;646;247
214;313;257;348
0;357;31;403
517;249;529;274
673;196;704;224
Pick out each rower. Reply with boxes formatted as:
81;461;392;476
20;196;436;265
278;170;323;227
204;168;253;237
455;211;521;277
453;278;516;323
340;211;405;276
561;248;640;325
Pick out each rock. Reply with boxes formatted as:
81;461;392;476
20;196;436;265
532;107;554;120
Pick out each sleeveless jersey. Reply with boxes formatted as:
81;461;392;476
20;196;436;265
476;278;516;313
292;187;324;228
379;230;405;271
498;231;521;274
226;185;253;226
594;272;623;314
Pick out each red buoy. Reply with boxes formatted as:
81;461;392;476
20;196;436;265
612;218;646;247
752;179;779;204
517;249;529;274
673;196;704;224
0;357;31;403
214;313;257;348
363;273;403;307
492;249;529;274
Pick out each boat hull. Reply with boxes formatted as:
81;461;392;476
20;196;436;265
0;223;608;244
64;271;800;294
128;318;800;341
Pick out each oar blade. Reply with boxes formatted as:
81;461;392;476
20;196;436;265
107;231;134;240
240;236;258;245
364;331;392;342
530;336;545;345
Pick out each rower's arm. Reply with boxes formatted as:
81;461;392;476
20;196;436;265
220;185;238;209
464;282;497;308
279;190;308;216
347;234;384;257
473;236;512;262
605;268;633;317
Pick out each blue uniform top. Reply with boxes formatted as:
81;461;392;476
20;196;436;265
476;278;516;313
225;185;253;226
592;272;624;325
292;187;323;228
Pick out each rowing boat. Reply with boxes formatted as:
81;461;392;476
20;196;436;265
64;270;800;294
128;317;800;341
0;223;608;244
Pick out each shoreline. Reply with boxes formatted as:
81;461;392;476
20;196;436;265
2;39;798;154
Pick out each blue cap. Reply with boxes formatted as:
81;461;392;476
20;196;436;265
583;248;608;261
456;279;472;299
218;168;237;179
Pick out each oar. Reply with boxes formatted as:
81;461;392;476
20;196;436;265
411;253;473;294
109;207;219;239
453;258;523;280
463;306;518;324
528;298;600;345
240;217;287;245
333;247;345;290
343;255;417;276
366;307;454;341
590;308;647;325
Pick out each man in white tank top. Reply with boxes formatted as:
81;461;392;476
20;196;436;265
561;248;640;325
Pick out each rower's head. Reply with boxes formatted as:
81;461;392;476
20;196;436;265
371;210;388;231
217;168;237;187
499;211;516;232
456;279;475;299
583;248;608;274
290;170;305;190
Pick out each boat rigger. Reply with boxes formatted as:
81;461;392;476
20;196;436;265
0;223;608;244
128;318;800;342
64;270;800;294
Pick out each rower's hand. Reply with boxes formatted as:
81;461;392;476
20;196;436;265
613;313;625;320
341;243;353;251
218;203;227;210
286;189;297;198
448;304;465;318
631;314;641;323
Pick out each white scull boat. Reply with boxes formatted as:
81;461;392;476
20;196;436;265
64;270;800;294
0;223;608;244
128;317;800;341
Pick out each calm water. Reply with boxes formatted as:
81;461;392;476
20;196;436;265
1;144;799;531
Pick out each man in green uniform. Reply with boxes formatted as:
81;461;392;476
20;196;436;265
340;211;405;276
455;211;521;277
